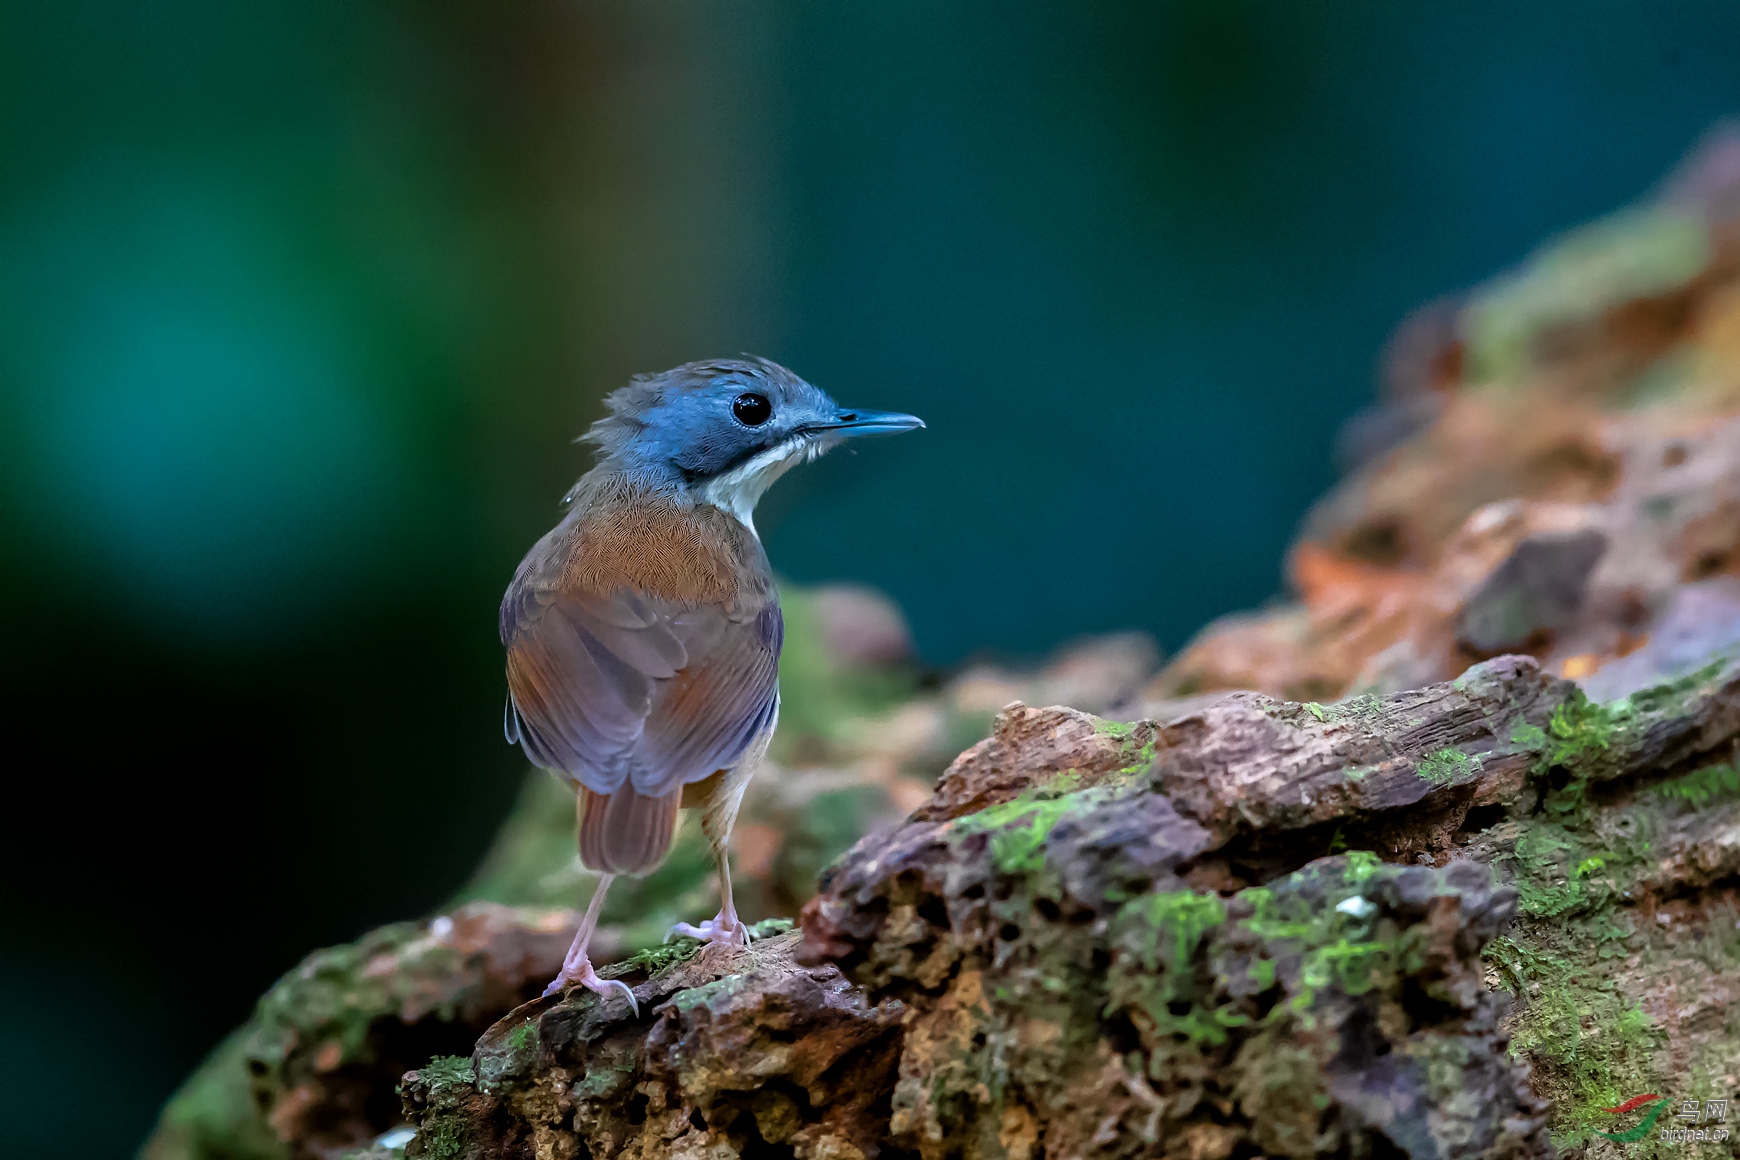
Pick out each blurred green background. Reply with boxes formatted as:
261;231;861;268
3;1;1740;1154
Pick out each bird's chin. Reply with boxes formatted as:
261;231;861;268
803;430;847;456
694;437;819;528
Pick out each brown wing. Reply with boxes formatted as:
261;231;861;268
501;564;782;799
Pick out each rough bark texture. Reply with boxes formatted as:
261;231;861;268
400;656;1740;1160
139;605;1165;1160
400;930;901;1160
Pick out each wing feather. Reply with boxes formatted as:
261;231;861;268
628;614;780;795
502;574;780;797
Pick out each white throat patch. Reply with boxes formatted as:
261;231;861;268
695;436;824;535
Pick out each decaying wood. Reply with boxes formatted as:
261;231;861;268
394;654;1740;1160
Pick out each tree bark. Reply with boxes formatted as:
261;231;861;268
402;655;1740;1160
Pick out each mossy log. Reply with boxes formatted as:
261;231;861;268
401;654;1740;1160
138;603;1153;1160
142;904;579;1160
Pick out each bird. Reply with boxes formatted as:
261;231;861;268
499;356;923;1010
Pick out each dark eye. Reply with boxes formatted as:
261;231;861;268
732;392;772;426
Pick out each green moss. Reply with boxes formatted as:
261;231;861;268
1105;856;1517;1097
669;970;753;1013
505;1018;538;1057
954;787;1104;880
1463;204;1709;382
1509;690;1632;823
1512;662;1734;794
1501;757;1661;920
1238;887;1301;940
1486;934;1660;1150
1343;669;1740;1151
1650;762;1740;810
1509;687;1637;799
1235;1038;1335;1157
607;937;703;980
1126;891;1225;966
1541;689;1619;770
583;917;796;992
1325;693;1383;725
1620;656;1726;713
1232;858;1425;1025
247;921;444;1068
1088;717;1161;775
957;790;1067;835
1513;825;1570;871
411;1057;480;1160
1300;937;1389;996
570;1059;637;1103
1510;720;1548;752
1105;890;1246;1046
990;800;1072;875
1483;934;1552;993
1118;736;1160;776
1342;850;1382;885
1301;702;1327;722
1515;877;1585;919
1416;747;1480;786
421;1115;472;1160
417;1055;476;1089
606;922;798;981
1508;822;1595;917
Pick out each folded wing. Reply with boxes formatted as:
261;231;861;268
501;578;781;798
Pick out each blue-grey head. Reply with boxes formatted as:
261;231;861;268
579;357;923;526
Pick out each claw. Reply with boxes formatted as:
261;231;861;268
598;976;640;1017
666;913;750;948
541;963;640;1017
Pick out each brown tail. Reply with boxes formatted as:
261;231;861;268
577;785;682;874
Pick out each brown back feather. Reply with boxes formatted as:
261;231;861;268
559;483;761;607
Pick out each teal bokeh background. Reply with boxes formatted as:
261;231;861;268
4;1;1740;1153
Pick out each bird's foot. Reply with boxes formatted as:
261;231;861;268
666;912;751;948
541;960;639;1016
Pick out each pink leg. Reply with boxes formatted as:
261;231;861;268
667;848;750;947
544;873;638;1015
